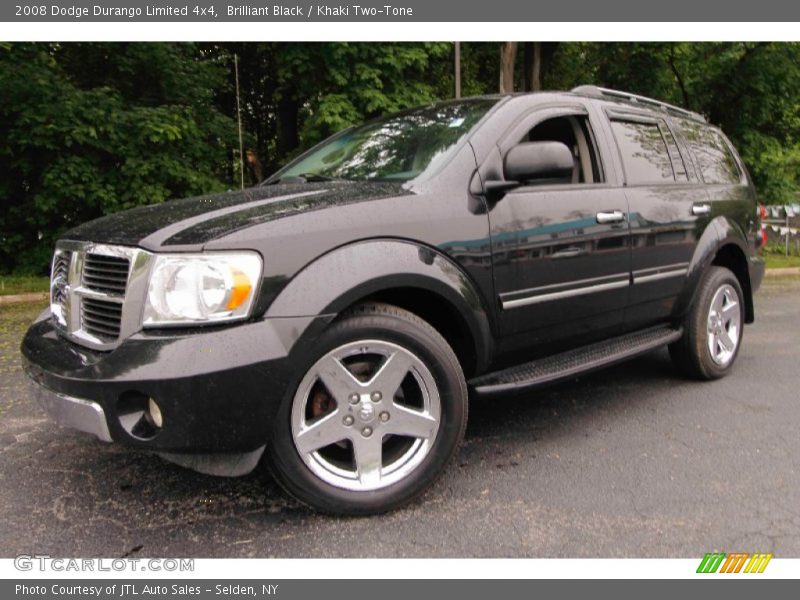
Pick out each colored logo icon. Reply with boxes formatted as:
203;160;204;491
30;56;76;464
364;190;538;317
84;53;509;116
696;552;773;573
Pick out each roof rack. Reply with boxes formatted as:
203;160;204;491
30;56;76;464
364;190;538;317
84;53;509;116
571;85;706;123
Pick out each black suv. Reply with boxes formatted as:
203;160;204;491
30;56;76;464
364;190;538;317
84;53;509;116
22;86;765;514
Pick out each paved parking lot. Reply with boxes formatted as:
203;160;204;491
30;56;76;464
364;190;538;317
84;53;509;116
1;278;798;558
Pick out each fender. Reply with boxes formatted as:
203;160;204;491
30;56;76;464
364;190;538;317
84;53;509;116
264;239;494;372
674;216;754;322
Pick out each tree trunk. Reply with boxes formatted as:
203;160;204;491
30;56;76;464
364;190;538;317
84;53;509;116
246;149;264;183
531;42;542;91
523;42;542;92
499;42;518;94
276;94;299;159
667;46;691;109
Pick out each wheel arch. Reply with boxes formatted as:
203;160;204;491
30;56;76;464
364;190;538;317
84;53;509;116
676;217;754;324
264;239;495;375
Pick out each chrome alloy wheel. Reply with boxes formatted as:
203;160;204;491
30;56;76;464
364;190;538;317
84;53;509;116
290;340;441;492
706;283;742;366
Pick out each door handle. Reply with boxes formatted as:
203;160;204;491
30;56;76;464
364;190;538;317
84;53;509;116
596;210;625;224
552;246;585;259
692;203;711;216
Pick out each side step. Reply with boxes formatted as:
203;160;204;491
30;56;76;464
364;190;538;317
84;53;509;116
469;325;683;396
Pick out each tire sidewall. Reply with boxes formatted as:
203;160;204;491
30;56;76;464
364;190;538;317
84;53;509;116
691;267;745;379
268;306;467;515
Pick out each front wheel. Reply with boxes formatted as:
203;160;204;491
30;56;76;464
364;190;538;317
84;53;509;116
669;266;745;380
267;303;468;515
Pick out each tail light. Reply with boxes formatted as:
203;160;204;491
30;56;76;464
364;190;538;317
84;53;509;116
756;204;768;250
758;226;768;249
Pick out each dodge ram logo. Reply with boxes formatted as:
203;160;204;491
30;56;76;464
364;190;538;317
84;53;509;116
357;403;375;422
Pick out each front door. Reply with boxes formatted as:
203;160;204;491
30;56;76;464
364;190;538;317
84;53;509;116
486;107;631;346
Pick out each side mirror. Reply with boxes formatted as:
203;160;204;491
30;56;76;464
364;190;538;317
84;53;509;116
504;141;574;184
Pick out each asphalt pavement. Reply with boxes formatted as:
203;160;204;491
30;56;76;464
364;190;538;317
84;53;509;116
1;278;798;558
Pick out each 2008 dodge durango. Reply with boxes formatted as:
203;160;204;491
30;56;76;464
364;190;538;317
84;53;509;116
22;86;766;514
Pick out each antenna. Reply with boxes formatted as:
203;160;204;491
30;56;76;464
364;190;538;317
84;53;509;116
234;53;245;190
454;42;461;99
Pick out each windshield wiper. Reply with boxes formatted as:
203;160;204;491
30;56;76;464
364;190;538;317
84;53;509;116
268;172;345;184
300;173;341;182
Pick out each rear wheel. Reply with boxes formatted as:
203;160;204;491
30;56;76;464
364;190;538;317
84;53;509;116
267;303;468;515
669;266;744;380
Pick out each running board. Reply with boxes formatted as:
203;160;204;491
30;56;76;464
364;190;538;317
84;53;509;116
469;325;683;396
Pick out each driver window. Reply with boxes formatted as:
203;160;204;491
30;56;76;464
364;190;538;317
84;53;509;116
524;115;603;184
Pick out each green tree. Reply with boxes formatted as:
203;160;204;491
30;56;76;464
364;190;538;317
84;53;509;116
593;43;800;203
3;41;800;275
0;42;238;273
214;42;453;176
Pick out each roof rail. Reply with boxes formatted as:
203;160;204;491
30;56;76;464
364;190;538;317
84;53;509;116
571;85;706;123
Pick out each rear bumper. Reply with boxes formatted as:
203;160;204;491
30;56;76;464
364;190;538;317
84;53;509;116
22;309;331;456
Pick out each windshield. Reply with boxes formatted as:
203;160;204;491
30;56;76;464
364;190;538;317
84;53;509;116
269;98;498;183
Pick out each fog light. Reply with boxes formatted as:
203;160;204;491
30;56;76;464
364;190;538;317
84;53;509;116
117;391;161;440
147;398;164;429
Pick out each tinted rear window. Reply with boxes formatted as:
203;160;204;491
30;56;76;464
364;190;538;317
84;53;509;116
676;121;741;185
611;120;676;184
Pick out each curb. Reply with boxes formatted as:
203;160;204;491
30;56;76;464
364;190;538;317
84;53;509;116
764;267;800;277
0;292;48;305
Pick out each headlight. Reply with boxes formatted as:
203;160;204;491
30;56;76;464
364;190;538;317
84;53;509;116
143;252;262;327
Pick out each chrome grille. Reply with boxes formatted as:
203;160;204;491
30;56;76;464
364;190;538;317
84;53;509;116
81;297;123;341
49;241;152;351
83;253;130;295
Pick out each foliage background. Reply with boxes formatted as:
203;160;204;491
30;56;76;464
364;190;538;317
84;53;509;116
2;42;799;274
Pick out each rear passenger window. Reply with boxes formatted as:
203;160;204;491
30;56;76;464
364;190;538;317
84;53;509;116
610;120;676;184
677;121;741;185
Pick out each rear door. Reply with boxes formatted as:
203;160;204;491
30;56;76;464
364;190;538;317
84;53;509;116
673;120;756;245
602;111;707;328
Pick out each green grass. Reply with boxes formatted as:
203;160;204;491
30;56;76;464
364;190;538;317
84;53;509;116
764;254;800;269
0;276;50;296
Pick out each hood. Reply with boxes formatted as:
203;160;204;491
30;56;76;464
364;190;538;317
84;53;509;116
62;181;409;250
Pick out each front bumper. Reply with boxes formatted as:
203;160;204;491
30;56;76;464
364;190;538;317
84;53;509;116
28;379;112;442
22;309;331;455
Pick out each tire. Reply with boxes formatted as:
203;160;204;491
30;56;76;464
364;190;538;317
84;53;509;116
267;303;468;515
669;266;745;380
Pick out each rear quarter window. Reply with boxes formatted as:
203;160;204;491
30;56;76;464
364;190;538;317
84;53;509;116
676;121;742;185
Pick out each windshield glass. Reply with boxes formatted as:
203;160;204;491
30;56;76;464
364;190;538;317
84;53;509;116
270;98;498;183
